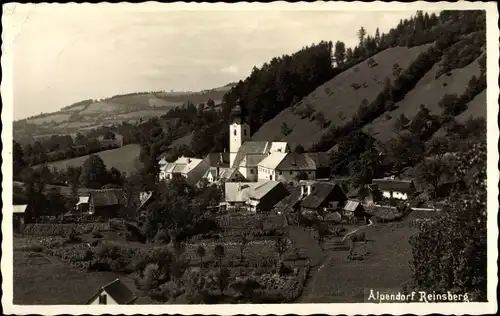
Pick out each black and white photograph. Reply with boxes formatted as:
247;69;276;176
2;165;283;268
1;2;498;315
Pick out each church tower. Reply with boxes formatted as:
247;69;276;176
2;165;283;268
229;99;250;168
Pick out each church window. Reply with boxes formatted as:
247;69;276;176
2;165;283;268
250;169;254;174
233;129;237;136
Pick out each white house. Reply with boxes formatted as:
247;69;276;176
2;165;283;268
224;180;289;213
372;178;416;200
158;156;210;185
87;279;137;305
258;152;317;182
202;166;245;184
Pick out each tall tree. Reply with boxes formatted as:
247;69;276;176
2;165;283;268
334;41;346;65
79;154;109;189
357;26;367;45
13;140;26;176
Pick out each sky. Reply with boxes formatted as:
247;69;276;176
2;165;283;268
4;3;441;120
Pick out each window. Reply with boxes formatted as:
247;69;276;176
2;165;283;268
290;171;293;175
244;129;247;136
279;171;282;175
233;129;237;136
99;294;107;304
250;169;254;174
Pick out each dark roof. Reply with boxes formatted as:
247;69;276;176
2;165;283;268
88;278;137;304
204;152;230;167
306;152;331;168
365;206;401;220
277;152;316;170
90;189;126;207
301;182;343;209
274;187;302;211
372;179;415;192
231;141;273;168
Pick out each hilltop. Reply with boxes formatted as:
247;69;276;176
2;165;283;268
13;83;237;141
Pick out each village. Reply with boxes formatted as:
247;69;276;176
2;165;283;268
12;100;453;305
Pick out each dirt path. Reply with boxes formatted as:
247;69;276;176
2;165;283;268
341;219;373;242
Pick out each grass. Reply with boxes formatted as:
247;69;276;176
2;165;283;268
27;114;72;125
300;220;418;303
252;44;432;149
13;251;133;305
44;144;142;174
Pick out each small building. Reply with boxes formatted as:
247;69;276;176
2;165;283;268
75;195;90;213
371;178;416;200
87;278;137;305
300;181;347;215
88;189;127;218
13;204;27;233
342;200;367;218
201;166;245;185
273;187;303;214
247;180;289;213
159;156;210;186
224;180;289;213
258;152;317;182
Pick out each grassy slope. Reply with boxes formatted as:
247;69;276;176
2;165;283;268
251;44;432;149
252;44;486;150
364;54;484;142
43;144;142;174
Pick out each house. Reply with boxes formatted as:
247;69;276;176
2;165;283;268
299;181;347;215
201;166;245;185
342;200;368;219
87;278;137;305
224;180;289;213
246;180;289;213
97;133;124;149
273;187;303;214
204;152;230;168
159;156;210;185
75;195;90;213
88;189;127;218
257;152;332;182
372;178;416;200
13;204;27;233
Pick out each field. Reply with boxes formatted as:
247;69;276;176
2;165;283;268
44;144;142;174
27;114;72;125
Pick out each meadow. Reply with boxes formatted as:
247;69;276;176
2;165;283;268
44;144;142;174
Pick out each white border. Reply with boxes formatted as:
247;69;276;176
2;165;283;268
2;1;498;315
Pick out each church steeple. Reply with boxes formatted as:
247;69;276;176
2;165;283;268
229;98;250;168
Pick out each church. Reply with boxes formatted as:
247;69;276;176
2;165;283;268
227;100;330;183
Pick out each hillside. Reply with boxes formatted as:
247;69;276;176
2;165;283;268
252;44;432;147
13;83;236;140
42;144;142;175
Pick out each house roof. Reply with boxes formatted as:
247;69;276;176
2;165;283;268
250;180;285;200
89;189;126;207
258;152;288;169
204;152;230;167
276;152;316;170
220;167;243;180
225;180;282;202
274;187;302;211
13;204;27;214
343;200;362;212
240;153;267;167
306;152;331;168
301;182;342;209
365;205;401;220
87;278;137;305
232;141;289;168
372;179;415;192
76;196;90;205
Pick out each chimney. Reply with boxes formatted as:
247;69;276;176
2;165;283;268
216;166;220;178
219;152;224;165
307;184;313;196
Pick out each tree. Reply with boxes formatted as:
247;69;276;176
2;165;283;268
334;41;346;65
374;27;381;47
238;232;251;263
294;145;305;153
79;154;109;189
416;157;455;199
313;220;328;251
196;245;206;267
393;113;410;132
206;99;215;109
273;233;289;274
314;111;328;128
280;122;292;136
357;26;367;45
13;140;26;176
295;171;309;182
216;266;231;296
213;244;225;267
407;142;486;301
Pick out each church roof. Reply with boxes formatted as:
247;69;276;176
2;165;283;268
231;141;273;168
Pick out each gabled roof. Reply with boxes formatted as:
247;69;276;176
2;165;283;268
306;152;331;168
13;204;27;214
343;200;362;212
89;189;126;207
240;153;267;167
250;180;285;200
204;152;230;168
301;182;343;209
276;152;316;170
258;152;288;169
372;179;415;192
232;141;272;168
87;278;137;305
220;167;243;180
274;187;302;211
